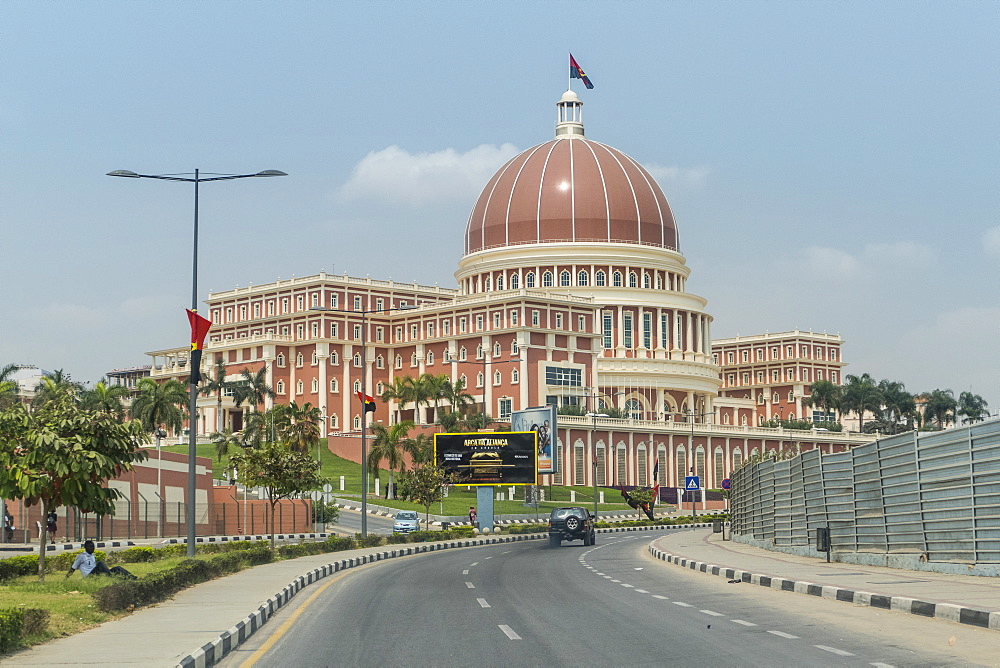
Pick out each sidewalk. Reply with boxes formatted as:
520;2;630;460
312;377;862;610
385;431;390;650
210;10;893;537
650;528;1000;630
2;534;540;667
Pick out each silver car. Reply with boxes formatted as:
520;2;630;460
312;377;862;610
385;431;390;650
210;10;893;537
393;510;420;533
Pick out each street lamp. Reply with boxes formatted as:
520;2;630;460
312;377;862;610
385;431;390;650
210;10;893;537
667;408;716;522
311;304;414;537
585;412;609;519
108;168;286;556
154;428;167;538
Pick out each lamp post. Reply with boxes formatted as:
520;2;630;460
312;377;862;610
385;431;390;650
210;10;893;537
580;390;623;519
154;428;167;538
108;168;286;556
311;304;414;537
667;408;716;522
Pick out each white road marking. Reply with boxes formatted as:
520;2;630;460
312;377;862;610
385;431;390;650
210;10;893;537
595;572;605;575
610;579;621;583
700;610;723;616
634;567;643;570
502;550;511;554
652;595;669;600
470;562;479;567
816;645;854;657
673;601;693;608
499;625;521;640
485;556;492;560
621;583;634;588
462;570;469;575
465;582;475;589
603;575;613;579
731;619;757;626
767;630;798;639
635;589;649;594
870;663;895;668
477;598;490;608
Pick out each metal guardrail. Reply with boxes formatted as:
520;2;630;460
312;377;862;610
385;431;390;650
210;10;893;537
730;419;1000;564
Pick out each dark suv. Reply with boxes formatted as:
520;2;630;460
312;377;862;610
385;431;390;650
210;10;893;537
548;507;596;547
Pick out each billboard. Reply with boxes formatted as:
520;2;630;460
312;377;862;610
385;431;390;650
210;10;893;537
434;432;538;486
511;405;557;474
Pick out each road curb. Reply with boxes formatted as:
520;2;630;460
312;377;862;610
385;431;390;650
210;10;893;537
176;534;543;668
647;544;1000;631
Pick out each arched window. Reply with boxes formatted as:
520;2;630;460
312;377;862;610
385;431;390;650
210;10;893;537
510;273;520;289
330;351;339;365
525;272;535;288
613;271;623;287
311;378;318;392
354;353;362;367
496;275;504;291
296;380;304;395
460;374;468;388
276;380;285;394
714;449;725;485
511;369;519;383
426;351;434;365
637;444;648;484
493;342;501;357
676;447;686;487
577;270;589;286
311;351;318;365
394;355;402;369
596;270;606;286
377;382;384;395
353;415;361;430
560;270;571;286
733;449;743;470
296;353;304;367
542;271;554;287
376;355;384;368
477;372;484;388
353;380;361;393
629;272;638;288
625;398;642;420
476;344;484;359
276;353;286;367
410;353;418;366
459;346;467;361
596;444;607;486
329;414;339;429
484;276;492;291
511;340;518;354
657;445;667;485
330;378;339;392
493;370;501;385
643;274;651;289
617;445;627;486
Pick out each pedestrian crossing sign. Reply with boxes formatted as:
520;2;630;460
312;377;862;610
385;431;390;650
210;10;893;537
685;476;700;490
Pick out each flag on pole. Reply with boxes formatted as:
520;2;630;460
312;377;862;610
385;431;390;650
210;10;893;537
356;390;377;413
569;53;594;89
186;309;212;384
651;457;660;507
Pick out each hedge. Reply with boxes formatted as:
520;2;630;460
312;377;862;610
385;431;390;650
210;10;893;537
0;608;48;653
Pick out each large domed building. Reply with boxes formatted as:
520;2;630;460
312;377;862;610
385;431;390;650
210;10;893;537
146;90;858;493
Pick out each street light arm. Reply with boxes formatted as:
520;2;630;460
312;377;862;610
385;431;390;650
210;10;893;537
107;170;287;183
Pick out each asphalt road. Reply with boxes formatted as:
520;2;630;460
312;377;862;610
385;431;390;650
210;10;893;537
222;529;998;667
329;507;397;535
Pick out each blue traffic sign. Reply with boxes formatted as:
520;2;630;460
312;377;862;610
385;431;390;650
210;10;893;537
685;476;700;490
721;478;731;490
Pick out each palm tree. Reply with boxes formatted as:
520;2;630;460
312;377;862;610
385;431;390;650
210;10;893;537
804;380;842;423
443;376;476;416
957;391;989;424
242;406;278;448
130;377;188;434
0;363;20;409
232;367;275;415
435;410;463;433
32;369;83;408
199;359;231;432
840;374;883;432
921;388;957;429
274;401;322;453
403;431;434;466
381;375;417;423
878;379;916;433
367;420;413;499
421;373;451;424
80;380;130;420
210;427;243;462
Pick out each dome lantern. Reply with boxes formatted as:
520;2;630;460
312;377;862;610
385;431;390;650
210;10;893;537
555;90;584;138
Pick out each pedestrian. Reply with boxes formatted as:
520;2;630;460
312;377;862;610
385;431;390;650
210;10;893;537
66;540;137;580
469;506;477;527
46;510;57;538
3;509;14;542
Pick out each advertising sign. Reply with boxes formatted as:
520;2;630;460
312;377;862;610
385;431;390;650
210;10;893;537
511;405;557;474
434;432;538;486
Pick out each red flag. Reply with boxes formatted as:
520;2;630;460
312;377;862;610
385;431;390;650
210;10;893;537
186;309;212;384
569;53;594;89
356;390;376;413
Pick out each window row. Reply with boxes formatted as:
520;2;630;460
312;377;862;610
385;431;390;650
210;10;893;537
474;268;684;292
717;345;840;365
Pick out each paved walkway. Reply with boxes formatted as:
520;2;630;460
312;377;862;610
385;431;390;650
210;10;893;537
651;529;1000;624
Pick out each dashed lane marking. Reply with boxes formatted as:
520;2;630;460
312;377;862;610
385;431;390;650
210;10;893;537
635;589;649;594
870;663;895;668
462;570;469;575
621;583;634;588
816;645;854;657
499;625;522;640
470;562;479;566
610;579;621;583
652;595;668;600
477;598;490;608
673;601;693;608
700;610;723;616
465;582;475;589
767;630;798;639
731;619;757;626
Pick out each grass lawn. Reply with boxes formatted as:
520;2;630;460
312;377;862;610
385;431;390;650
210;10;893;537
160;440;662;519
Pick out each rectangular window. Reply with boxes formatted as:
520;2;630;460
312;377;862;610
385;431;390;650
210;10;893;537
311;293;319;307
830;349;837;361
727;373;735;385
771;347;778;360
726;352;734;364
532;310;540;327
353;296;362;310
476;315;484;330
757;348;764;361
376;298;384;311
786;345;793;357
642;312;652;349
623;313;633;348
757;371;764;383
493;312;501;328
742;350;749;362
395;326;402;342
281;298;289;314
460;317;467;333
544;366;582;386
817;370;824;380
511;311;519;326
239;305;247;320
253;303;260;318
296;295;304;311
661;314;668;348
443;320;451;334
498;398;512;420
555;313;563;329
713;353;719;365
815;346;823;360
675;315;683;349
772;370;779;382
376;327;384;342
330;294;339;309
354;324;362;340
578;315;586;331
428;323;435;337
411;324;418;339
742;372;750;385
603;313;613;349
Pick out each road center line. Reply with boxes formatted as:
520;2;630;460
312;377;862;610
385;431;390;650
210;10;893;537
470;562;478;566
767;630;797;639
477;598;491;608
816;645;854;657
621;583;634;588
499;624;522;640
700;610;723;616
672;601;693;607
652;594;668;600
465;582;475;588
635;589;649;594
731;619;757;626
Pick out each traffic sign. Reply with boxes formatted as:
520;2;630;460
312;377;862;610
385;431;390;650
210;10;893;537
721;478;731;490
685;476;700;490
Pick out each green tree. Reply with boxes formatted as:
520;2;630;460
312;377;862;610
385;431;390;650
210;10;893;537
367;420;413;499
435;410;463;433
403;432;434;466
957;391;990;424
0;396;148;579
130;378;188;434
804;379;842;422
274;401;322;453
922;388;957;429
232;367;276;415
228;442;325;550
32;369;83;409
421;373;451;424
381;376;417;424
841;374;883;432
398;464;448;524
443;376;475;416
878;380;916;433
210;427;243;462
462;412;495;431
0;364;20;409
199;358;231;433
80;380;129;420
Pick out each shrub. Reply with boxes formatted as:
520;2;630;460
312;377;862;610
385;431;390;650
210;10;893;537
48;549;106;573
0;608;24;654
21;609;48;637
407;531;439;543
0;555;38;581
506;524;546;534
321;536;356;552
109;547;155;563
386;533;409;544
354;533;384;549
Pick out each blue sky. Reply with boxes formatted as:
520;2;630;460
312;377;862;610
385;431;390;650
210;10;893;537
2;1;998;411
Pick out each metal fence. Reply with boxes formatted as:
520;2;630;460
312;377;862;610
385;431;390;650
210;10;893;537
730;419;1000;565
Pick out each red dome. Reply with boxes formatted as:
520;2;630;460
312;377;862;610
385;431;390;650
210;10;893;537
464;138;678;255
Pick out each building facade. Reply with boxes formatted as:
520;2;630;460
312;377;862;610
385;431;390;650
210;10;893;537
146;90;870;490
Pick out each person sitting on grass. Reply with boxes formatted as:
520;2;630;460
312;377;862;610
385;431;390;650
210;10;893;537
66;540;137;580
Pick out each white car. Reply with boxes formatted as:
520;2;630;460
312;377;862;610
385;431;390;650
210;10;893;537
393;510;420;533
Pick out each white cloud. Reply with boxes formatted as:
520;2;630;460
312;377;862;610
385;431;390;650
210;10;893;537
337;143;520;207
983;226;1000;260
26;302;103;327
644;164;710;189
118;295;180;318
862;241;934;266
801;246;860;278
